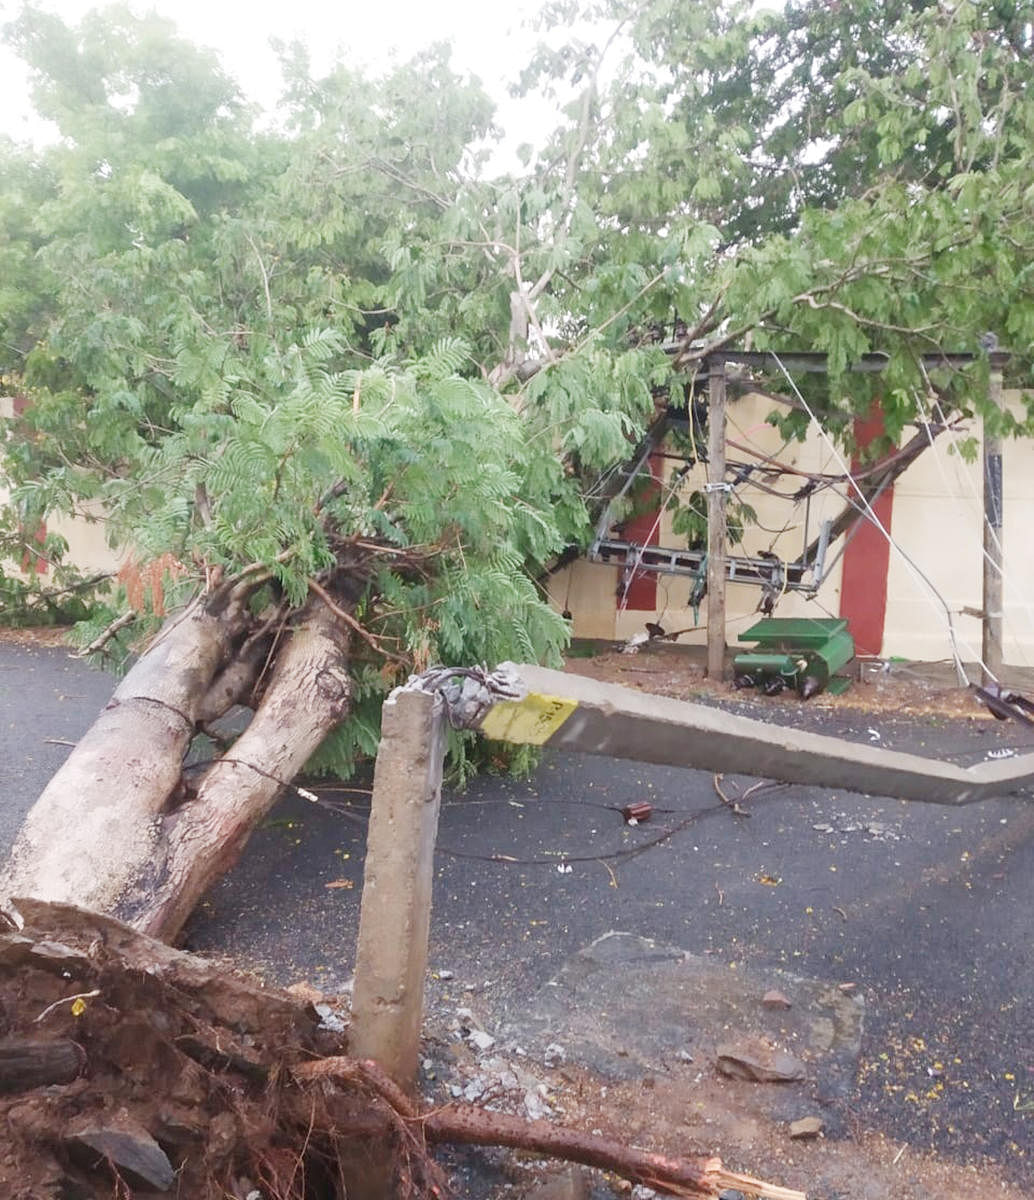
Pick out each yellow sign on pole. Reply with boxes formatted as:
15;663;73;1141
479;692;578;745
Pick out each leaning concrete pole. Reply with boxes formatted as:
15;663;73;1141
982;355;1006;684
706;356;728;679
350;687;446;1088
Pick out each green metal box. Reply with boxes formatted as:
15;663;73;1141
734;617;855;697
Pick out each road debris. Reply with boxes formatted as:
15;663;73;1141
713;773;752;817
788;1116;824;1139
622;801;653;824
544;1042;567;1068
762;989;792;1010
716;1038;807;1083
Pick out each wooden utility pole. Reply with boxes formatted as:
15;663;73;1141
706;357;727;679
982;355;1006;684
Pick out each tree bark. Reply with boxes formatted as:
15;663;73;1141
0;594;249;916
0;581;352;945
121;600;351;941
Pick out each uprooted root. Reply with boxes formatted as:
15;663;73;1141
0;899;446;1200
0;900;802;1200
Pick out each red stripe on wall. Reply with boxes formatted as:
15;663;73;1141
620;452;664;611
839;408;892;657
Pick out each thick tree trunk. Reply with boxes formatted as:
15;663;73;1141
0;595;247;916
122;601;351;941
1;585;352;944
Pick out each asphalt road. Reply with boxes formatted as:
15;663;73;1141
2;640;1033;1185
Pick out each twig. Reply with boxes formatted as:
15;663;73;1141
74;611;136;658
306;578;407;663
43;738;77;748
244;230;273;323
34;989;101;1023
713;773;751;817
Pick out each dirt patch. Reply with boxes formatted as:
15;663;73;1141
430;931;1029;1200
552;1069;1028;1200
0;624;75;648
563;643;1002;723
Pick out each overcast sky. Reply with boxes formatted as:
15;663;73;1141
0;0;549;144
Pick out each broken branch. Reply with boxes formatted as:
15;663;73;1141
74;610;136;658
420;1104;806;1199
296;1057;805;1199
307;578;407;664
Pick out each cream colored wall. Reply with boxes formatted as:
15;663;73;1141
883;391;1034;668
554;388;1034;669
1;395;121;587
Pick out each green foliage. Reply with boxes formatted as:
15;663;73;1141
525;0;1033;416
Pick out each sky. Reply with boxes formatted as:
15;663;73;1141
0;0;550;145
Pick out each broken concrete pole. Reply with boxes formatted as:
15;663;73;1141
350;687;446;1088
485;664;1034;806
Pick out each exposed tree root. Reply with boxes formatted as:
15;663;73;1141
1;901;803;1200
297;1057;805;1198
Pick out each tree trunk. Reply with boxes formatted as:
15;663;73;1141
123;601;351;941
0;594;246;917
1;585;352;945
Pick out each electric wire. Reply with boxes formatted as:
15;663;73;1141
915;388;1034;666
768;350;982;686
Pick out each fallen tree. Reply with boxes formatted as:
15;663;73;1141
0;900;804;1200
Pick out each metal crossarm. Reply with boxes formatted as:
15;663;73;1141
588;535;829;594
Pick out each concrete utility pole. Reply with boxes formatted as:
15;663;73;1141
706;357;727;679
982;355;1006;684
350;687;446;1088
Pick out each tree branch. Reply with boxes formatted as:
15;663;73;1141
294;1057;805;1199
307;578;407;663
73;610;136;658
